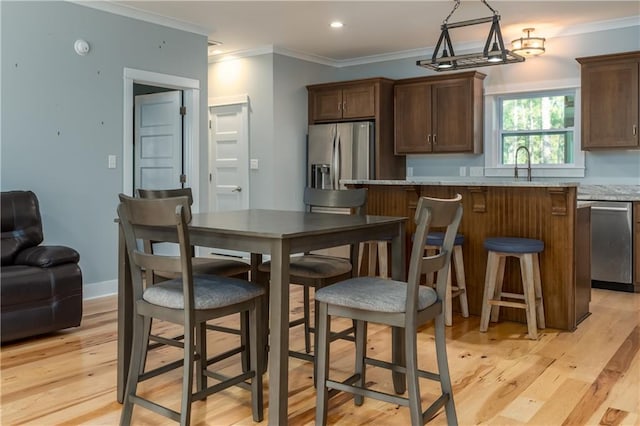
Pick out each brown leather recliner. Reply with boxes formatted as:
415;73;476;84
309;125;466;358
1;190;83;343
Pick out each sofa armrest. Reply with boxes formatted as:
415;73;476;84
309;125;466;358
14;245;80;268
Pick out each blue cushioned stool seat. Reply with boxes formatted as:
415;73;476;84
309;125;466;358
484;237;544;254
426;232;464;246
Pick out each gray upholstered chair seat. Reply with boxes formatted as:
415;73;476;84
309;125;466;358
259;254;352;279
155;257;250;280
315;277;438;313
143;274;264;310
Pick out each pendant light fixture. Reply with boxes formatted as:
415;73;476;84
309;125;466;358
417;0;525;72
512;28;546;56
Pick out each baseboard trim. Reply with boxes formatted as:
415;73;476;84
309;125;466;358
83;279;118;300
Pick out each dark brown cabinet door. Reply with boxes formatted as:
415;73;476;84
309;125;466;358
582;61;639;149
394;82;432;154
432;79;474;153
311;87;343;121
342;84;375;119
578;52;640;150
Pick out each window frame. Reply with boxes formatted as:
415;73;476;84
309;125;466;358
484;82;585;178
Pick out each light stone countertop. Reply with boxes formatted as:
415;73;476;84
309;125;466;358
342;178;579;188
577;184;640;202
342;179;640;202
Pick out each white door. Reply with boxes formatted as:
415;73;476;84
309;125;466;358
134;91;183;191
208;100;249;212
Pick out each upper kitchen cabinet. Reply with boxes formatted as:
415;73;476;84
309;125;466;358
394;71;485;154
577;51;640;150
307;78;389;122
307;77;405;179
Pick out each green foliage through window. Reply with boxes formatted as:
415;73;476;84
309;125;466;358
499;90;575;165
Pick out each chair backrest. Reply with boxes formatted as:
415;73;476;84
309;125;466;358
303;188;368;215
406;195;463;315
117;194;195;309
134;188;196;257
137;187;193;205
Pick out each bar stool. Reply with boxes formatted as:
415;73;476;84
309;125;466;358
424;232;469;326
480;237;545;339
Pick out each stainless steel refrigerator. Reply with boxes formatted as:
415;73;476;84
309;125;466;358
307;121;374;189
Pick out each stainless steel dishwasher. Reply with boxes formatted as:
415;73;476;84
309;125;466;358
591;201;633;292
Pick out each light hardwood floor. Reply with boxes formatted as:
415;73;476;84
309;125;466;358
1;287;638;425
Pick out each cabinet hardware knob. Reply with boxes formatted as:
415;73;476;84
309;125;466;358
343;101;347;111
427;134;431;143
433;134;437;144
337;102;341;111
634;125;637;136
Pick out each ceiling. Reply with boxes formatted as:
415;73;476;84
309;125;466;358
112;1;640;63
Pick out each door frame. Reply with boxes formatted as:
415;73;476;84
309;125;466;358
123;68;201;210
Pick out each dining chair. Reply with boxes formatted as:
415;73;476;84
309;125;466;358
118;194;264;425
258;187;368;363
314;194;462;426
134;188;253;371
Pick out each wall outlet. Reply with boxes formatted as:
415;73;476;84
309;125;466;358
407;167;413;177
108;155;116;169
470;167;484;177
459;166;467;177
250;159;259;170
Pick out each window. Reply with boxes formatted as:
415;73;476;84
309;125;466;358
499;90;575;165
485;87;584;178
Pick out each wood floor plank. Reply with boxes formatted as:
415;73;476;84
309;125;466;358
562;326;640;426
1;287;638;425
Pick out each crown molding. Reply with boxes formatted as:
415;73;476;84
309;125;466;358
69;0;210;36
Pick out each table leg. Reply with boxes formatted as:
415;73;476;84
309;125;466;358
251;253;270;374
390;222;407;394
117;224;132;404
268;239;291;425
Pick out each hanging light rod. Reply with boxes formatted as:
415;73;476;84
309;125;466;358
417;0;525;72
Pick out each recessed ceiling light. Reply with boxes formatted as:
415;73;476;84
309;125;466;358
330;21;344;28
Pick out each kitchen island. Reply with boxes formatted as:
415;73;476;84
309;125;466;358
345;179;591;331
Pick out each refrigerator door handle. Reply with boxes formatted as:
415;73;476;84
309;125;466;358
331;130;339;189
335;135;342;189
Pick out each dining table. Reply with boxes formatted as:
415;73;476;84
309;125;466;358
117;208;406;425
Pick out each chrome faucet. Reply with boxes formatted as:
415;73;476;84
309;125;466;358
514;145;532;181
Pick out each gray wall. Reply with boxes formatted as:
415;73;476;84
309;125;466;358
1;1;208;295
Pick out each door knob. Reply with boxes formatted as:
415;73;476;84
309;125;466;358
232;186;242;192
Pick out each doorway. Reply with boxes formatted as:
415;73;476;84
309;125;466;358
123;68;201;210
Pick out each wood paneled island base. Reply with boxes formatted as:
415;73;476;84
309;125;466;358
349;182;590;331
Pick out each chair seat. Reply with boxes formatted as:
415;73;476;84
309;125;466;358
155;257;250;280
484;237;544;254
259;254;352;279
143;274;264;310
426;232;464;246
315;277;437;313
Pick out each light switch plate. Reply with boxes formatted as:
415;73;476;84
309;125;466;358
250;159;259;170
